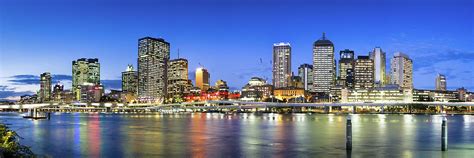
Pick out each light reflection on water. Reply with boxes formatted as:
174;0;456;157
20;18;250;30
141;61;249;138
0;112;473;157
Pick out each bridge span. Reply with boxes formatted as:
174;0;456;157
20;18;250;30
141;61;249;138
1;101;473;113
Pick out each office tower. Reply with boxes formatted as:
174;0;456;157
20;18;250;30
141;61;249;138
272;42;291;88
298;64;313;91
122;65;138;95
390;52;413;89
346;69;355;88
39;72;52;102
168;58;192;98
354;56;374;89
52;82;64;102
137;37;170;103
195;67;210;91
369;47;387;87
435;74;447;91
313;33;335;93
339;49;355;88
72;58;100;100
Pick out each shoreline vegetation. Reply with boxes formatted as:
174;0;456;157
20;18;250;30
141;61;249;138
0;124;34;157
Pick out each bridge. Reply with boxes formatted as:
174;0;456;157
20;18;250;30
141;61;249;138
1;101;473;114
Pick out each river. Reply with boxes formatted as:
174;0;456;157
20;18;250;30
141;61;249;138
0;112;473;157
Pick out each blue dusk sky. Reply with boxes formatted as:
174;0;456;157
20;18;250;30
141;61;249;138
0;0;473;100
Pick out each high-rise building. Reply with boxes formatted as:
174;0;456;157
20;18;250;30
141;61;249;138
52;82;64;102
122;65;138;95
435;74;447;91
354;56;374;89
298;64;313;91
369;47;387;87
72;58;100;100
338;49;355;88
195;67;210;91
390;52;413;89
313;33;335;93
272;42;291;88
168;58;192;99
137;37;170;103
39;72;52;102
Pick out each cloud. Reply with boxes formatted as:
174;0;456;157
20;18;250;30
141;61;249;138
52;74;72;81
0;85;35;100
386;32;474;90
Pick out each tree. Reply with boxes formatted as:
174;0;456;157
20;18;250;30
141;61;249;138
0;124;34;157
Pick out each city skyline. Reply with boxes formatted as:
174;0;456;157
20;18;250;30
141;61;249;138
1;0;473;100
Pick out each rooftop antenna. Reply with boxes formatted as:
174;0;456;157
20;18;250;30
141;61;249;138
322;32;326;39
177;48;180;59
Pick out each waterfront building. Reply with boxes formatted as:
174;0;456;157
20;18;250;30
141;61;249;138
342;84;409;103
72;58;100;100
78;83;104;102
330;85;344;102
19;94;38;104
313;33;335;93
298;64;313;91
273;87;307;102
167;58;192;102
354;56;374;90
412;89;458;102
369;47;387;87
338;49;355;88
412;89;433;102
122;65;138;95
195;67;210;91
272;42;291;88
52;82;64;102
390;52;413;89
240;77;273;101
290;75;304;89
456;87;468;101
39;72;52;102
214;79;229;91
435;74;447;91
137;37;170;103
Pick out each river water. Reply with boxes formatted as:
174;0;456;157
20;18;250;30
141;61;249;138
0;112;473;157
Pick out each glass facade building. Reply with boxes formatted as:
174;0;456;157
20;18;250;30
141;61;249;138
137;37;170;103
313;33;335;93
272;42;291;89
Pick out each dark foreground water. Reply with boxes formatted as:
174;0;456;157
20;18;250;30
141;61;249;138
0;112;473;157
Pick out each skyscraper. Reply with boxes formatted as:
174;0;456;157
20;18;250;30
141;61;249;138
298;64;313;91
72;58;100;100
435;74;447;91
390;52;413;89
313;33;335;93
369;47;387;87
338;49;355;88
39;72;52;102
168;58;192;99
137;37;170;103
195;67;210;91
272;42;291;88
354;56;374;89
122;64;138;95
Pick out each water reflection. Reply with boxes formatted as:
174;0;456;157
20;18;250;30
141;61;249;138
0;113;473;157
